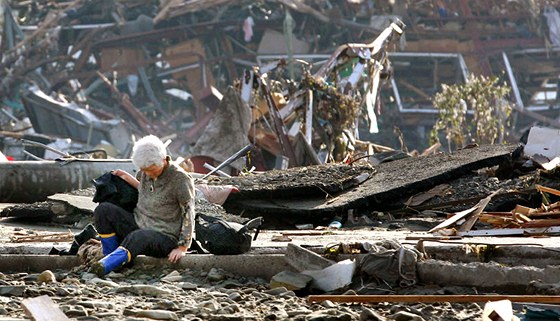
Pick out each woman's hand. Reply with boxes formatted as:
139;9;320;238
111;169;140;189
111;169;127;177
168;247;186;263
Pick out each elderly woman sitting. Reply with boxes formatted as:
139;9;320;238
91;135;195;277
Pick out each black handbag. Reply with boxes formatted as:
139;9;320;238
195;213;262;255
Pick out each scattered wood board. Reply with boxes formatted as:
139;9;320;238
428;207;478;233
11;232;73;243
522;218;560;228
458;190;501;232
21;295;70;321
536;184;560;198
405;184;451;207
457;226;560;237
308;294;560;304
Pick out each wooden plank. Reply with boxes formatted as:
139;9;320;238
458;190;501;232
405;235;462;241
308;294;560;304
11;232;73;243
536;185;560;197
457;226;560;237
512;205;533;215
421;142;442;156
524;211;560;218
478;214;512;226
521;218;560;228
405;184;450;207
153;0;182;24
96;71;153;134
512;213;531;224
21;295;70;321
429;206;478;233
482;212;515;217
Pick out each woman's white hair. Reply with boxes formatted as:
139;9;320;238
131;135;167;169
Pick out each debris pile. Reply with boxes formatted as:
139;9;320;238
3;1;559;167
0;0;405;168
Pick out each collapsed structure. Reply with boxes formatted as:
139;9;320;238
4;3;560;320
1;0;560;172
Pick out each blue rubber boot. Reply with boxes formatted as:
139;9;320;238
99;233;119;256
91;246;131;277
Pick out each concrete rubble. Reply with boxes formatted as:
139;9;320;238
3;137;560;319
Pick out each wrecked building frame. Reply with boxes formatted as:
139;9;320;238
5;0;557;163
256;51;470;147
247;22;404;165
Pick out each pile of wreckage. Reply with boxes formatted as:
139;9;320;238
4;125;560;241
0;0;409;202
0;0;404;167
2;0;560;169
3;0;560;234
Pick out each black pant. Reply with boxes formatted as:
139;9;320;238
93;202;177;259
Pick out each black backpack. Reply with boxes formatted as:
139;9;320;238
195;213;263;255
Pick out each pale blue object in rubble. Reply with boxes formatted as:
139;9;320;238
329;221;342;229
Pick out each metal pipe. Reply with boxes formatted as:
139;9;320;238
20;139;71;158
502;51;524;109
201;144;253;179
202;163;231;178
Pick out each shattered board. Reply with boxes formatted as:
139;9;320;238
219;144;522;222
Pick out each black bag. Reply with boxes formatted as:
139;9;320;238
195;213;263;255
92;172;138;212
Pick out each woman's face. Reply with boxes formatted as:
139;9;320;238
141;163;164;179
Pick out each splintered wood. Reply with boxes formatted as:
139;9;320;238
430;185;560;237
10;231;73;243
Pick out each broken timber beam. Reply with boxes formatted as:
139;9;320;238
536;184;560;197
512;105;560;129
459;189;501;232
308;294;560;304
96;71;154;134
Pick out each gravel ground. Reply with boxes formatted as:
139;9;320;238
0;204;541;321
0;263;486;321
